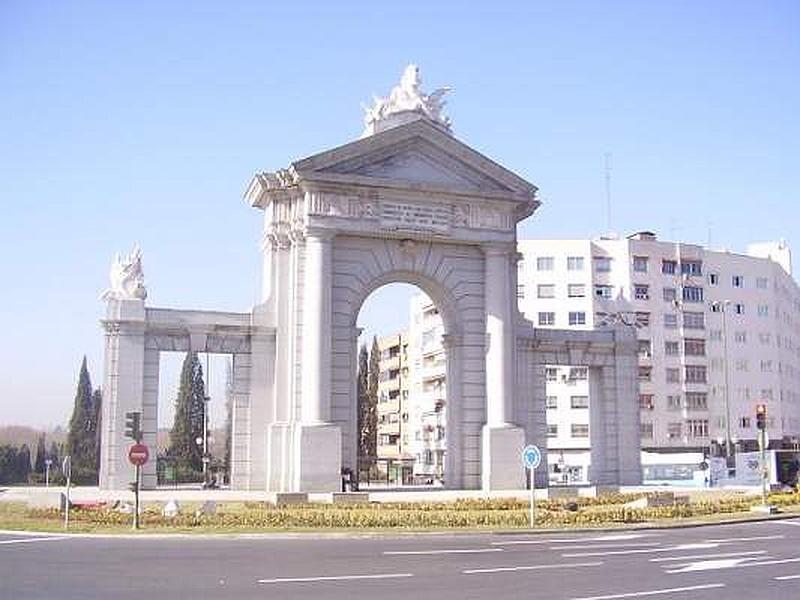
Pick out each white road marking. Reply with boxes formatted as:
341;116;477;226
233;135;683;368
493;534;651;546
780;520;800;527
651;550;768;562
666;556;800;574
563;543;718;558
463;561;603;575
704;535;784;543
775;574;800;580
0;537;68;545
551;543;661;551
383;548;502;556
258;573;414;584
569;583;725;600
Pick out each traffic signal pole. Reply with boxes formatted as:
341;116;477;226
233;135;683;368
133;464;140;530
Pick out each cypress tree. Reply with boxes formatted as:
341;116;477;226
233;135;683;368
223;359;233;484
356;343;370;460
365;336;380;459
34;434;46;474
66;357;98;483
17;444;31;483
169;352;206;476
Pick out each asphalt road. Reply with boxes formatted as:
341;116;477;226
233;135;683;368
2;519;800;599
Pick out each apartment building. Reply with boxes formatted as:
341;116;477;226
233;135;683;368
518;233;800;483
376;333;411;462
406;293;447;483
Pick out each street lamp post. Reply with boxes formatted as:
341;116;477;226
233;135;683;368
44;459;52;487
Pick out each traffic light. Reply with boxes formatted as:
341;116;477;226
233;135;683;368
756;404;767;431
125;411;142;442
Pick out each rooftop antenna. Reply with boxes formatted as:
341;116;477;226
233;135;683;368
604;152;612;233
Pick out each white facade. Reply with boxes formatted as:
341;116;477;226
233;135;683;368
518;233;800;483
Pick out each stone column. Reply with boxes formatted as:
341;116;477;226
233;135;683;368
294;228;341;491
481;243;525;490
99;298;146;490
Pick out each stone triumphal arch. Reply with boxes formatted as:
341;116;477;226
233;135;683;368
100;67;641;491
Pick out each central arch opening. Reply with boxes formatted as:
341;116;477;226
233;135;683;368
355;282;449;488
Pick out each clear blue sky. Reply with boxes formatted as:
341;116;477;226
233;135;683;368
1;1;798;428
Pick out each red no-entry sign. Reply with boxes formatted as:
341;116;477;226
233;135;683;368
128;443;149;466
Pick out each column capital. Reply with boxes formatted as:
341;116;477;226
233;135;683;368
304;226;336;243
481;241;515;257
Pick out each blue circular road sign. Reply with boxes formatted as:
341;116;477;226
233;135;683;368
522;444;542;470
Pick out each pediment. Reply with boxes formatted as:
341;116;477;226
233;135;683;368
290;118;538;199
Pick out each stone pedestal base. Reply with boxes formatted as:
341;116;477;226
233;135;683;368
294;423;341;492
481;425;525;490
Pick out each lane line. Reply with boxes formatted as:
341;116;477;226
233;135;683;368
492;534;652;546
383;548;502;556
464;561;603;575
651;550;768;562
563;543;719;558
666;556;800;574
780;521;800;527
0;537;68;545
550;543;661;551
704;535;784;543
775;574;800;580
258;573;414;584
569;583;725;600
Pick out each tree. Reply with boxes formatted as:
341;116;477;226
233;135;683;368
356;344;369;460
364;336;380;459
66;357;100;483
34;434;46;474
169;352;206;476
92;389;102;476
223;359;234;484
17;444;31;483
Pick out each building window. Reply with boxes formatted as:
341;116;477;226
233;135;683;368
640;423;654;439
684;338;706;356
759;332;772;345
667;422;683;439
710;302;722;313
517;284;525;299
633;256;649;273
569;367;588;381
682;286;704;303
681;260;703;276
538;312;555;326
664;313;678;329
639;394;654;410
732;275;744;288
568;284;586;298
634;284;650;300
756;277;768;289
639;366;652;381
569;312;586;326
734;331;747;343
546;396;558;409
761;388;774;400
757;304;769;317
709;273;719;285
662;260;677;274
546;424;558;438
709;329;723;341
594;257;612;272
595;285;613;299
687;419;709;438
761;360;773;372
666;368;681;383
664;340;680;355
537;256;554;271
571;424;589;438
685;392;707;410
685;365;707;383
545;368;558;382
735;359;749;372
663;287;677;302
537;284;555;299
667;395;682;410
636;312;651;327
567;256;584;271
638;340;652;358
683;312;705;329
570;395;589;409
734;303;745;315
